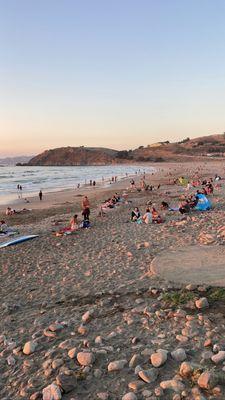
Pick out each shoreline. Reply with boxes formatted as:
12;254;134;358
0;167;158;212
0;164;155;210
0;160;223;219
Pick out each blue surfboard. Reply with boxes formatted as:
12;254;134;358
0;235;39;248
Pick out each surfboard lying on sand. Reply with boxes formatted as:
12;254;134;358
0;235;39;248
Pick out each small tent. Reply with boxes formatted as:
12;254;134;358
194;194;212;211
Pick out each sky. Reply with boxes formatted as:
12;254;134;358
1;0;225;156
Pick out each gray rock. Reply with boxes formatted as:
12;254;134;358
198;370;218;389
151;349;168;367
23;341;37;355
211;351;225;364
97;393;109;400
195;298;209;309
122;393;137;400
42;383;62;400
129;354;141;368
171;348;187;362
108;359;127;372
138;368;159;383
56;373;77;393
160;379;185;393
179;362;193;377
77;351;94;366
52;359;64;369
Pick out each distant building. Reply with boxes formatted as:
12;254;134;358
147;142;163;148
147;141;169;148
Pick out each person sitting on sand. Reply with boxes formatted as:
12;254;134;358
179;199;190;214
112;193;120;203
152;207;163;223
6;207;15;216
142;208;152;224
6;207;30;215
161;201;169;210
215;174;221;181
105;198;115;208
57;214;79;235
131;207;141;221
70;214;79;231
205;182;213;194
0;220;8;233
130;179;135;189
188;195;198;209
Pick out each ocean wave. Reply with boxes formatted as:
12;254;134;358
0;165;155;203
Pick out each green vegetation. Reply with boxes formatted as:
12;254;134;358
116;150;133;159
162;290;195;306
208;288;225;302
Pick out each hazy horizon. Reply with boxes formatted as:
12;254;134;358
1;0;225;156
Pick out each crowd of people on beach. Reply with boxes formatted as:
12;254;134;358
128;172;219;226
1;169;222;242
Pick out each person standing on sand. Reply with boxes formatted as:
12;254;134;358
17;184;20;199
39;190;43;201
82;195;90;220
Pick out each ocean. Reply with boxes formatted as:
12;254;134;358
0;165;155;205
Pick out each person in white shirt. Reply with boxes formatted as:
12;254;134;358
142;208;152;224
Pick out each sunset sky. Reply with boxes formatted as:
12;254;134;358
1;0;225;156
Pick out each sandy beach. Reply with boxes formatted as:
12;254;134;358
1;161;225;399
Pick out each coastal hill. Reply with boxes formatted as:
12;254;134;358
24;133;225;166
26;147;119;166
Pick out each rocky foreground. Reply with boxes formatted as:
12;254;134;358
1;163;225;399
2;281;225;400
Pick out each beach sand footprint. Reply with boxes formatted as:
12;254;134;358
150;245;225;287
